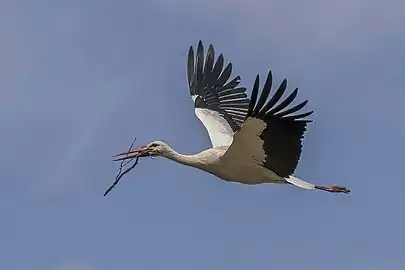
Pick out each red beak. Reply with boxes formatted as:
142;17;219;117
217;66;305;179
112;146;150;161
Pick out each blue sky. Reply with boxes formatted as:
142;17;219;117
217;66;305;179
1;1;405;269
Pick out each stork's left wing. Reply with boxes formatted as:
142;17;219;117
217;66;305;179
221;71;313;177
187;41;251;147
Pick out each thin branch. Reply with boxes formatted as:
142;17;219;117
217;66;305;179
118;157;136;171
104;137;139;196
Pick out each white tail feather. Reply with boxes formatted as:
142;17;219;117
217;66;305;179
285;175;315;190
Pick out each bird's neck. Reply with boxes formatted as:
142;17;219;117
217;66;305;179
162;147;205;168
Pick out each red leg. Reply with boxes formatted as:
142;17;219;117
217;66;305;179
315;185;350;194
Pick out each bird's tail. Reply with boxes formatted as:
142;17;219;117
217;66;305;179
285;175;315;190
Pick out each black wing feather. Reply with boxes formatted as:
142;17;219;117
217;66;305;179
268;88;298;114
196;42;204;87
261;79;287;113
222;76;241;90
246;75;260;117
253;71;272;116
203;45;215;84
187;47;195;93
187;41;250;132
216;63;232;87
243;71;313;177
211;54;224;82
276;100;308;118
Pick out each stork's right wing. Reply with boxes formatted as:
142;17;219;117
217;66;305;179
221;71;313;177
187;41;251;147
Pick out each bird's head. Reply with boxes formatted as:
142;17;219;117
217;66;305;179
113;140;171;161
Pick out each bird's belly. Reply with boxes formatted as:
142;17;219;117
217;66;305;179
204;161;285;185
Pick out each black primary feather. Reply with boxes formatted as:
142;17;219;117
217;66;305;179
244;71;313;177
187;41;250;131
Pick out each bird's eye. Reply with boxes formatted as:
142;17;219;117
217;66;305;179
150;143;159;148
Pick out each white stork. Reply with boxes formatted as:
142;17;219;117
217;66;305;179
114;41;350;194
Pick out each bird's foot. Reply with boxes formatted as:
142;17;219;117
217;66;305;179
315;185;351;194
330;186;351;194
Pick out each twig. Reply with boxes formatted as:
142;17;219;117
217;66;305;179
104;137;139;196
104;156;139;196
118;158;136;171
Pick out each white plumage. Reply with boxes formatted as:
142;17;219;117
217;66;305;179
114;41;350;194
194;108;234;147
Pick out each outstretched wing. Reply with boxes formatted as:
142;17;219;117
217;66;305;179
221;71;313;177
187;41;250;147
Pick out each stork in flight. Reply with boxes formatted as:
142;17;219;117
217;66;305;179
114;41;350;194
